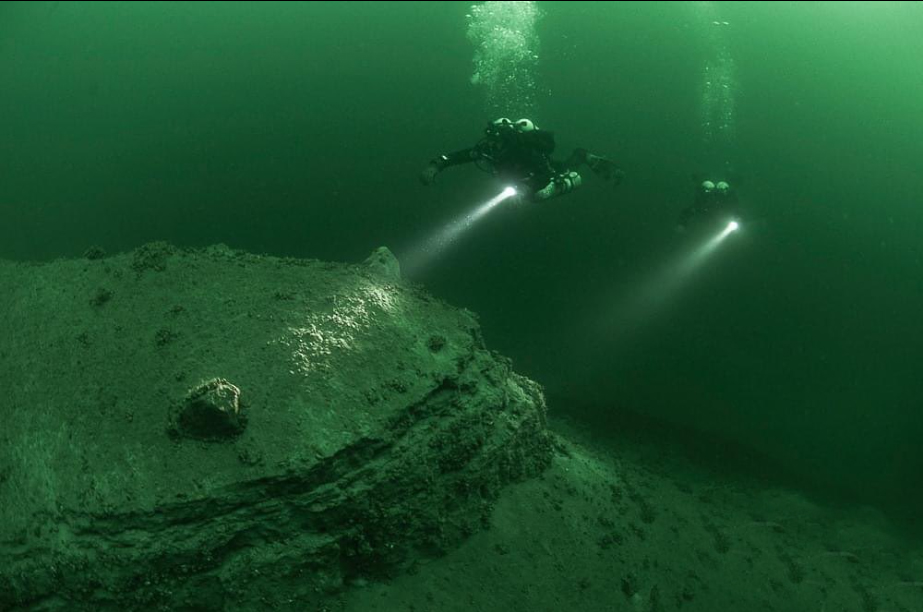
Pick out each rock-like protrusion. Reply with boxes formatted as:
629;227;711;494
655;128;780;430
171;378;245;441
363;246;401;281
0;243;551;610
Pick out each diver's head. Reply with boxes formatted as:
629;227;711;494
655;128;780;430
514;118;536;133
701;180;716;193
486;117;514;136
716;181;730;194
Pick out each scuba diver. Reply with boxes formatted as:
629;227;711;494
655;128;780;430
420;117;623;203
677;177;740;231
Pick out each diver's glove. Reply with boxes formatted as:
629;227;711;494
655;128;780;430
419;162;440;186
610;168;625;186
507;191;529;207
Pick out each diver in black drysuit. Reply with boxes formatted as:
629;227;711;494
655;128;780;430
420;117;622;203
677;177;740;230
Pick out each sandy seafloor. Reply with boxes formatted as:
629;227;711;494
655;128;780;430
335;418;923;612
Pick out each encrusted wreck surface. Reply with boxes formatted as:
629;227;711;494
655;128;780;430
0;243;551;610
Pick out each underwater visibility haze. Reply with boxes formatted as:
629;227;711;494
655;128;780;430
2;2;923;610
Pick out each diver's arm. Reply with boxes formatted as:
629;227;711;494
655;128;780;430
435;148;480;169
420;148;479;185
677;205;696;229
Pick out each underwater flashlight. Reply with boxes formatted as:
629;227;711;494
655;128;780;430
501;186;517;198
717;220;740;240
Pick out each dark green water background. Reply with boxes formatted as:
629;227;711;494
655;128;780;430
2;1;922;518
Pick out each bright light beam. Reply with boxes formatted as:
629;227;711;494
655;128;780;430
402;187;518;276
677;219;740;275
605;219;741;338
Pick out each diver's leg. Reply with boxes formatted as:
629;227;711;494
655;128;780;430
564;148;589;169
565;148;623;184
